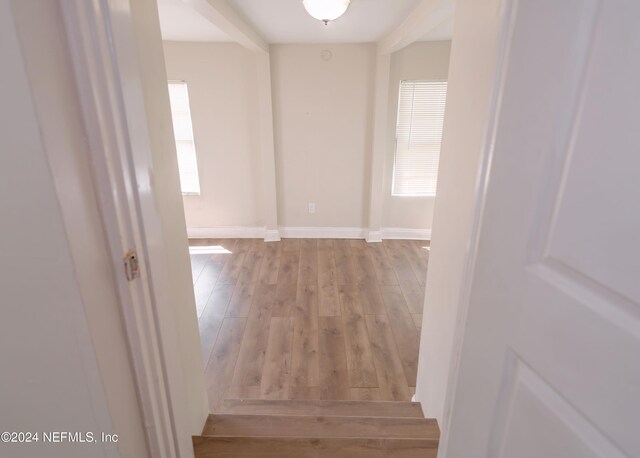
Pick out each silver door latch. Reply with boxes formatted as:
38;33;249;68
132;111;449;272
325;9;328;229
124;250;140;281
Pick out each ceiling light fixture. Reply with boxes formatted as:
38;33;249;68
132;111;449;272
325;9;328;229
303;0;351;25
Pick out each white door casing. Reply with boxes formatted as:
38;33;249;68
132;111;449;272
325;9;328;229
62;0;188;456
445;0;640;457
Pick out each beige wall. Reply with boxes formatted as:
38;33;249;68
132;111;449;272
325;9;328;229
165;42;452;233
415;0;503;429
383;41;452;230
163;42;265;228
270;44;376;228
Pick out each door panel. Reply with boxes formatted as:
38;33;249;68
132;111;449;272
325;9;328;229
546;21;640;304
497;360;623;458
515;271;640;452
447;0;640;456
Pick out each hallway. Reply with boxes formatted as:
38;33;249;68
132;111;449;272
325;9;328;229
189;238;428;411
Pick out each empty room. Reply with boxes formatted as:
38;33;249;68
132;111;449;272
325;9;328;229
158;0;451;412
3;0;639;457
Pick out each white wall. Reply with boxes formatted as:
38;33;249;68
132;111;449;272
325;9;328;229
4;1;210;454
269;44;377;229
415;0;504;430
383;41;452;230
163;42;265;229
1;1;148;456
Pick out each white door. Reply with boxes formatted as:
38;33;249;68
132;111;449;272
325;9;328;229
446;0;640;457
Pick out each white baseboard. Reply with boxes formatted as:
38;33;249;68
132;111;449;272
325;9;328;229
187;226;431;241
365;230;383;243
279;226;366;239
381;227;432;240
264;229;281;242
187;226;266;239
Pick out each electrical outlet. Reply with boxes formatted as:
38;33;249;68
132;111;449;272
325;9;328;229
308;202;316;214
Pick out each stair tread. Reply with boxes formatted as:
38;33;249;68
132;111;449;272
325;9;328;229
192;436;438;458
217;399;425;418
203;414;438;439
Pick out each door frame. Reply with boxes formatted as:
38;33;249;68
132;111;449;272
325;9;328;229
59;0;519;456
435;1;518;455
61;0;184;456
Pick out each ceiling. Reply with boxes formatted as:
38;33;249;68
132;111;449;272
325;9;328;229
158;0;231;42
227;0;422;44
157;0;453;44
419;14;454;41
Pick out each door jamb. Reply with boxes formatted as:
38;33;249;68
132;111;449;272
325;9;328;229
61;1;182;456
436;0;519;455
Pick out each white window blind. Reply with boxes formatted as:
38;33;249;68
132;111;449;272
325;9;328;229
168;81;200;195
392;80;448;196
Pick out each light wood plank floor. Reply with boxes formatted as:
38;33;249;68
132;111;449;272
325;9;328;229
189;238;429;411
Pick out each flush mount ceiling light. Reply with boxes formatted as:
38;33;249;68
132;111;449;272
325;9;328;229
303;0;351;25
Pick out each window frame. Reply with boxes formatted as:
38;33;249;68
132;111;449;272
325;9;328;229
167;80;201;196
391;79;448;198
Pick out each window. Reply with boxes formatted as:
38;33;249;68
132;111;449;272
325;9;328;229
392;80;448;196
168;81;200;195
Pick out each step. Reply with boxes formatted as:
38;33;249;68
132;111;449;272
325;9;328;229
192;436;438;458
202;414;439;439
217;399;425;418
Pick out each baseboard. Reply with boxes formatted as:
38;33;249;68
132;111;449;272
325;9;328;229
365;230;383;243
263;229;281;242
187;226;266;239
381;227;432;240
279;226;367;239
187;226;431;241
